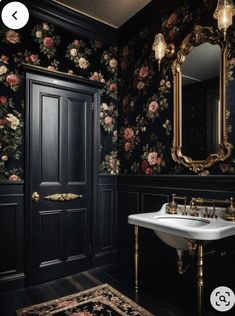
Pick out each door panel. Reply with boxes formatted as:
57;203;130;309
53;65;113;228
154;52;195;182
28;74;94;284
68;99;86;183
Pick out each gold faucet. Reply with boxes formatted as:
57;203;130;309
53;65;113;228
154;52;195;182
189;197;235;220
224;197;235;221
166;194;187;215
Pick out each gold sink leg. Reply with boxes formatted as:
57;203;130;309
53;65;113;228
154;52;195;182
134;225;139;292
197;241;204;316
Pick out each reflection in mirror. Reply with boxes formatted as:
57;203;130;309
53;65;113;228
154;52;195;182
171;25;232;173
181;43;221;160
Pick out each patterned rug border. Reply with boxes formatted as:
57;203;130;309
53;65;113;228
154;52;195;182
16;283;154;316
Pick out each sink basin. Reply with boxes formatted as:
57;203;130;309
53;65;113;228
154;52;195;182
128;203;235;251
154;216;210;227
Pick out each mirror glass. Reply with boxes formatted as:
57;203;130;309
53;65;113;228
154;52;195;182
181;43;220;160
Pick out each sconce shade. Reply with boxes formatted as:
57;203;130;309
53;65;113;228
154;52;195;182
152;33;167;66
214;0;235;32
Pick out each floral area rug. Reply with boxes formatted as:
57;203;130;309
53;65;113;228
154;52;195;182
16;283;154;316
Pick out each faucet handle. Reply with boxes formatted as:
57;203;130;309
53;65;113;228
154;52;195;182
224;197;235;221
166;193;178;214
190;201;199;216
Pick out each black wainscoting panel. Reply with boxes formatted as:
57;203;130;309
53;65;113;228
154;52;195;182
141;193;169;213
0;184;24;292
94;176;117;267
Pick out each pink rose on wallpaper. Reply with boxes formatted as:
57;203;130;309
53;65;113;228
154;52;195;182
141;160;148;172
124;128;134;141
108;82;118;92
145;167;153;175
90;72;105;82
30;54;38;63
73;39;80;45
124;142;131;151
110;158;117;169
6;74;20;87
148;101;158;113
43;36;54;48
0;55;9;63
166;12;178;28
9;174;19;181
5;30;20;44
48;66;56;71
160;79;171;88
169;29;176;40
147;152;161;166
113;130;117;137
139;66;149;78
90;72;100;80
0;96;8;105
104;116;112;126
230;58;235;65
137;81;145;90
0;118;7;126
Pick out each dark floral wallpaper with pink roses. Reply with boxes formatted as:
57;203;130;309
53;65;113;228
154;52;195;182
0;15;118;181
118;0;235;175
1;0;235;181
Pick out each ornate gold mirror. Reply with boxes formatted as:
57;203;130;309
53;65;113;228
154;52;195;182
172;25;232;173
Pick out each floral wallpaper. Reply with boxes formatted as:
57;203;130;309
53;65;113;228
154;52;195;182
1;1;235;180
118;0;235;175
0;16;118;180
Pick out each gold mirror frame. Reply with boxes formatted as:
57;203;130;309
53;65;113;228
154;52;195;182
171;25;233;174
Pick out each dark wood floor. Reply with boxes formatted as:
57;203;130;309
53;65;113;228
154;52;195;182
0;263;234;316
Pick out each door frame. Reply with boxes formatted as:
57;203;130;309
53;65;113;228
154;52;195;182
24;64;103;285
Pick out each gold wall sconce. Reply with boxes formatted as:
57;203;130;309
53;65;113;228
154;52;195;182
214;0;235;38
152;33;175;70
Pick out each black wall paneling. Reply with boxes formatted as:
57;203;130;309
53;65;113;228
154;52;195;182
0;184;25;292
93;176;118;267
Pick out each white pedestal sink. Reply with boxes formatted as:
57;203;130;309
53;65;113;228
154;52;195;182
128;203;235;316
128;203;235;251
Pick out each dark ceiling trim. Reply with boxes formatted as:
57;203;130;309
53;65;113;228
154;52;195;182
25;0;117;45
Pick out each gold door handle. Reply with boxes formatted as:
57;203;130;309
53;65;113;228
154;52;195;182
44;193;83;202
32;192;40;203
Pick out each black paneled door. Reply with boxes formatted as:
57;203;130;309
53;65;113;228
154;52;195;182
26;68;100;284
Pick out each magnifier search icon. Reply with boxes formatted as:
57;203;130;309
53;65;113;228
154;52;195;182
219;295;227;303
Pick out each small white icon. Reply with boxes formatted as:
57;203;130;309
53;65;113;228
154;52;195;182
210;286;235;312
1;2;29;30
